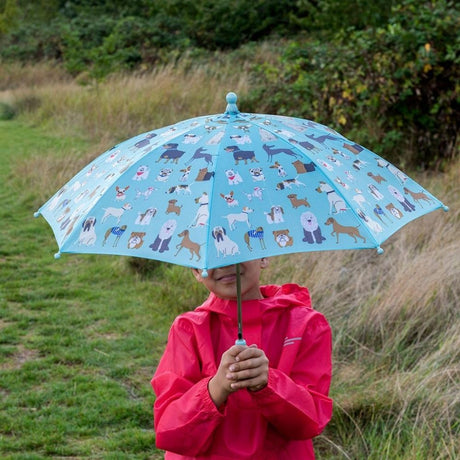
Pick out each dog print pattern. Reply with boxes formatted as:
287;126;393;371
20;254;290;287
36;101;445;270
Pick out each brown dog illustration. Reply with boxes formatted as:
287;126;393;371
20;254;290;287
324;218;366;244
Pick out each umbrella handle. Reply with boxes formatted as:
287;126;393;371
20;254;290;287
235;263;247;346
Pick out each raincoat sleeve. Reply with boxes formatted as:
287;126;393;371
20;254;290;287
152;317;223;455
250;312;333;439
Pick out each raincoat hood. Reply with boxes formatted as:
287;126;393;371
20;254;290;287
196;283;312;321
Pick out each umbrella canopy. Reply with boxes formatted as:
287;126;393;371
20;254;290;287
35;92;447;272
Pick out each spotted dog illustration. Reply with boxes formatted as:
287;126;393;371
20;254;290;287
324;218;366;244
127;232;146;249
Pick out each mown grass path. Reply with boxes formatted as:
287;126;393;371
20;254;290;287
0;121;165;458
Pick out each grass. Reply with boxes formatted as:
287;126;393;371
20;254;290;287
1;62;459;458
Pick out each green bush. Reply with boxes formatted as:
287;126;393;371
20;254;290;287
246;0;459;169
0;102;15;120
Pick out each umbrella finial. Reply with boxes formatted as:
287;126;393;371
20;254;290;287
225;92;239;115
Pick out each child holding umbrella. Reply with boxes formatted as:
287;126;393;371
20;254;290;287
152;258;333;459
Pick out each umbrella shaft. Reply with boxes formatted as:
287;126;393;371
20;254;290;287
236;263;243;341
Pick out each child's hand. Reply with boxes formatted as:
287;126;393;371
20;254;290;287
226;344;269;393
208;344;269;407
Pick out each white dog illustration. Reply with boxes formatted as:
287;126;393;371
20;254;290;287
132;165;150;181
212;226;240;257
223;207;253;230
77;217;97;246
135;207;157;225
225;169;243;185
101;203;133;224
190;193;209;227
265;205;284;224
149;219;177;253
316;182;347;214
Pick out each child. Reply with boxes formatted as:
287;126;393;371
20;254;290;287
151;259;333;459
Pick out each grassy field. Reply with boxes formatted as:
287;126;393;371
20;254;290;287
1;64;459;459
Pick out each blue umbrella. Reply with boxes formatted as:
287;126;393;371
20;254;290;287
35;92;448;344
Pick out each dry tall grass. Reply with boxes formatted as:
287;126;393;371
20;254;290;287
2;60;459;458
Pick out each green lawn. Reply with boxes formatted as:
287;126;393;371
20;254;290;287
0;121;177;458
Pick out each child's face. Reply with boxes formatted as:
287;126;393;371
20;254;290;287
192;259;269;301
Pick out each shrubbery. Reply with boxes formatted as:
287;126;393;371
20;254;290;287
0;0;458;168
245;0;459;169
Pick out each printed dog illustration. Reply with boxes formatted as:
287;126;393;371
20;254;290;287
185;147;215;166
225;169;243;185
190;193;209;227
135;207;157;225
195;167;215;182
132;165;150;181
166;199;182;215
356;209;383;233
270;161;287;177
166;184;192;195
276;177;305;190
376;159;407;184
386;203;403;219
220;191;239;207
367;171;387;184
300;212;325;244
324;217;366;244
262;144;300;162
265;205;284;224
127;231;146;249
287;194;310;209
388;185;415;212
249;167;265;182
175;229;201;261
102;203;132;224
150;219;177;253
225;145;259;165
156;143;186;164
77;217;97;246
403;187;434;207
115;185;130;201
223;207;253;230
103;225;127;247
212;226;240;257
244;227;266;251
273;229;294;248
316;182;347;214
156;168;173;182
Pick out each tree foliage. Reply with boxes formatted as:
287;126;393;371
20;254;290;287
0;0;458;168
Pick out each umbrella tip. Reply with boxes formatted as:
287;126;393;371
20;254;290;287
201;269;208;278
54;252;62;259
377;246;384;255
225;92;239;115
33;211;40;218
442;205;449;212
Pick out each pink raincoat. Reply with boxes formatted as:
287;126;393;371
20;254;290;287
152;284;332;459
